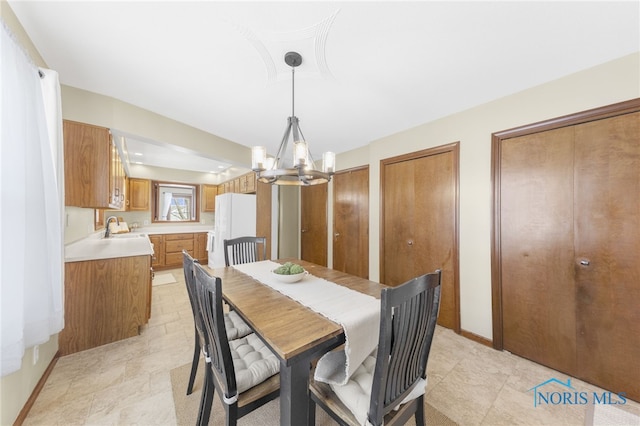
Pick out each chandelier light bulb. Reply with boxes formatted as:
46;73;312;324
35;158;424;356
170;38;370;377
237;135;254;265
293;141;308;168
251;146;267;171
322;151;335;174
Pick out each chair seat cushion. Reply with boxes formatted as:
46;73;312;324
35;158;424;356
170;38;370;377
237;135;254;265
329;354;426;426
230;333;279;394
224;310;252;340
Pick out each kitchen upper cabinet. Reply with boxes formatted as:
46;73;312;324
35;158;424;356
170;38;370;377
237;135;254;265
64;120;127;209
128;178;150;211
240;173;256;193
64;120;111;208
202;184;218;212
217;172;257;196
110;139;126;210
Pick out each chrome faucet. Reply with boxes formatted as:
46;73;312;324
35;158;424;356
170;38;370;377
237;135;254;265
105;216;120;238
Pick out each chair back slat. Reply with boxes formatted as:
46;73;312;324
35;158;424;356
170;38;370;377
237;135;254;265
369;270;441;424
194;262;237;399
183;251;206;340
224;236;266;266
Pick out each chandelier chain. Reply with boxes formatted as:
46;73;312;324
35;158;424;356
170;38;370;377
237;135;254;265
291;66;295;118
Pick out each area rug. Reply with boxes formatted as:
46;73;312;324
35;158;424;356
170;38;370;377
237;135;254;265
170;361;458;425
585;402;640;426
153;272;177;286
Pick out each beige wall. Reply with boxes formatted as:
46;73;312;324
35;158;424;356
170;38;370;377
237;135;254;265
334;52;640;340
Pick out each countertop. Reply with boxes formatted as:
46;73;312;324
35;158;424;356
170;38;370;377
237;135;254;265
65;232;154;262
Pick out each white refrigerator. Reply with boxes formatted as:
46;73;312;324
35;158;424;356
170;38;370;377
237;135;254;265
211;192;256;268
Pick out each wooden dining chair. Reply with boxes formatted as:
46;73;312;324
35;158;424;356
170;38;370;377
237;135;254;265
181;251;253;395
193;262;280;425
223;236;267;266
309;270;442;426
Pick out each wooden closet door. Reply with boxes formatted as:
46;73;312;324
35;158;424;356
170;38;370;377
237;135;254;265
382;145;459;330
301;184;327;266
333;167;369;279
500;127;577;374
574;112;640;400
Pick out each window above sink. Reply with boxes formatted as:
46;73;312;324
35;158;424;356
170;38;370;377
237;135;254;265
152;181;200;223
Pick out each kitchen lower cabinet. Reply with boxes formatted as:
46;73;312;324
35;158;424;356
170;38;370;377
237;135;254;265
149;234;165;268
149;232;208;270
194;232;207;261
59;255;151;356
165;233;194;266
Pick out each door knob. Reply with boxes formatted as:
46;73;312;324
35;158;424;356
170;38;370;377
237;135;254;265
407;240;413;246
579;259;590;266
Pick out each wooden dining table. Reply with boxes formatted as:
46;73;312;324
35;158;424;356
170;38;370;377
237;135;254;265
209;258;385;426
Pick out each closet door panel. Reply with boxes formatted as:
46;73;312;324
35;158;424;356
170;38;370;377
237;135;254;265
333;167;369;279
382;160;416;286
574;112;640;400
500;127;577;374
414;152;457;330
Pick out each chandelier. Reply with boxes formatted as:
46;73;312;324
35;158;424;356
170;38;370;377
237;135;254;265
251;51;335;185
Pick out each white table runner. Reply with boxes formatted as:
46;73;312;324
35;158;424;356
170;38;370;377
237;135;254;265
232;260;380;385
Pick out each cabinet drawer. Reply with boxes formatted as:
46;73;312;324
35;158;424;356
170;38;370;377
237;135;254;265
165;239;194;253
165;233;194;241
165;250;192;267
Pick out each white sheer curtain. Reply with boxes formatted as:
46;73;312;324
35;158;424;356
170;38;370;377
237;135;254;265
1;21;64;376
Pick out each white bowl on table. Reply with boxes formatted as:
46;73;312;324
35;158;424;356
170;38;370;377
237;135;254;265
271;270;308;283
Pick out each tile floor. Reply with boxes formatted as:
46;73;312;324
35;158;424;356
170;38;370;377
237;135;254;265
23;268;640;425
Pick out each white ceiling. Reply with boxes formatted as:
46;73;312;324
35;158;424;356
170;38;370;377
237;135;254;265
9;1;640;173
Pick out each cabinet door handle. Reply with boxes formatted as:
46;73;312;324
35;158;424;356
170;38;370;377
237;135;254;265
580;259;590;266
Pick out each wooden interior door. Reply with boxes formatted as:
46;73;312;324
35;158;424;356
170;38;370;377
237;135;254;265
381;144;459;331
573;112;640;401
301;184;327;266
494;100;640;402
256;181;272;259
333;166;369;279
500;127;577;374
